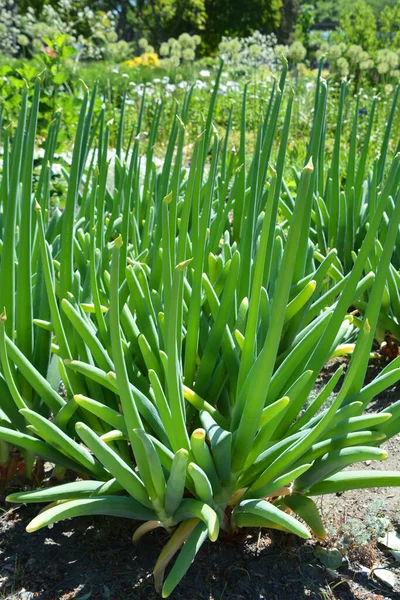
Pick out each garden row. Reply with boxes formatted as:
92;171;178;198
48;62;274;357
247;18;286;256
0;62;400;597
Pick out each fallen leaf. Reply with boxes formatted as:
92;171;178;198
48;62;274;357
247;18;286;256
314;545;343;570
379;531;400;552
373;568;397;589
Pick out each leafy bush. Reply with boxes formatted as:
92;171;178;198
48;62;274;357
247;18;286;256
339;1;377;51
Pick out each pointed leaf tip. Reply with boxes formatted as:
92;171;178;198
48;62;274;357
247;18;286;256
163;192;173;205
176;258;193;271
79;78;89;92
114;235;123;249
304;157;314;172
268;163;277;176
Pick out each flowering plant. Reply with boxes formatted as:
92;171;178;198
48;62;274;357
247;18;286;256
158;33;201;68
218;31;278;73
0;0;118;60
122;52;160;69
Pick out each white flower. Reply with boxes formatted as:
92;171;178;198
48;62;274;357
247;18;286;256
165;83;176;92
122;73;129;79
178;81;188;89
199;69;210;77
226;81;240;92
162;76;170;84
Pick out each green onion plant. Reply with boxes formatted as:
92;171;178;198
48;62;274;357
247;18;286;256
1;64;400;596
283;78;400;346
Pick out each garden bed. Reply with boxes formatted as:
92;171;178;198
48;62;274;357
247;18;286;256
2;362;399;600
1;481;399;600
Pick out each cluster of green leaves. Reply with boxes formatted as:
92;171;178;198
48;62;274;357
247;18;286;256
0;83;64;483
296;80;400;343
1;62;400;596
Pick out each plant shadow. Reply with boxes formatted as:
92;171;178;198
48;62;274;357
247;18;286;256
2;502;393;600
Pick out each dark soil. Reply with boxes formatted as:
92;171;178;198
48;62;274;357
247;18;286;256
1;502;399;600
1;358;399;600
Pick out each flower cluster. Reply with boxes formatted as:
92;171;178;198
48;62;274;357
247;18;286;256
138;37;155;55
275;41;307;64
218;31;278;73
158;33;201;68
346;45;373;71
316;40;400;82
375;49;399;76
0;0;118;60
122;52;160;69
0;0;22;55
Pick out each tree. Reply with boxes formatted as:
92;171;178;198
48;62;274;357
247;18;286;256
70;1;139;41
380;2;400;47
277;0;300;43
85;0;207;44
136;0;206;45
310;0;396;24
295;3;315;48
366;0;399;16
202;0;282;52
340;0;377;51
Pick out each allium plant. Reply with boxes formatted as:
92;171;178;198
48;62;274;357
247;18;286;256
218;30;278;73
1;63;400;596
289;77;400;343
0;0;118;60
0;0;20;55
159;34;201;69
0;82;71;486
